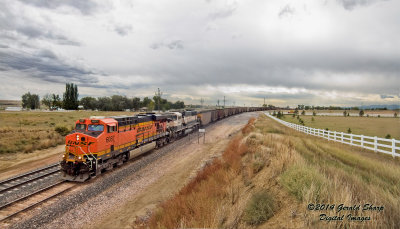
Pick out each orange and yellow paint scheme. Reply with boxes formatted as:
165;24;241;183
61;114;168;181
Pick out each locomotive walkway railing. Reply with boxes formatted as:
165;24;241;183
264;113;400;157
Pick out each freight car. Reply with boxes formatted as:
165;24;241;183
60;107;267;182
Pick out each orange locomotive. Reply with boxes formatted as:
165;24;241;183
61;113;174;181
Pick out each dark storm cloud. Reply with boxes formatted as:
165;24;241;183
17;0;98;15
336;0;387;10
0;49;98;84
136;44;400;95
0;2;80;46
1;0;399;104
278;4;295;18
17;26;80;46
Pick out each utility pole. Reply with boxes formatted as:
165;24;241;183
223;96;226;108
217;99;220;108
155;88;162;112
200;98;204;108
264;97;266;106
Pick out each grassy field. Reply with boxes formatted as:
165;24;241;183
281;114;400;139
0;111;133;154
144;114;400;228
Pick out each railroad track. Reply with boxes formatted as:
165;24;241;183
0;163;60;196
0;180;76;223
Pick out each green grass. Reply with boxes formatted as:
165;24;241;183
243;190;275;225
281;115;400;139
280;164;326;202
0;110;134;154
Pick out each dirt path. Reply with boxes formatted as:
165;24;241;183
37;112;258;229
0;145;63;180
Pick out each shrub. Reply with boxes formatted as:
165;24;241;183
395;113;398;118
243;190;275;225
311;117;315;122
312;111;316;116
347;128;351;134
55;126;70;136
301;110;305;115
280;165;325;201
385;134;391;139
359;110;364;117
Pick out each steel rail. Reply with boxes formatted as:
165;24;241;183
0;181;74;222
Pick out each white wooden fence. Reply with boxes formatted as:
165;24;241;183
265;113;400;157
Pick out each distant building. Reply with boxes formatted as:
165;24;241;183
5;107;22;111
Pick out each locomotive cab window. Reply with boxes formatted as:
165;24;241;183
107;125;116;133
75;124;86;130
88;124;104;132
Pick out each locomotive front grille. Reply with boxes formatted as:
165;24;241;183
68;153;75;160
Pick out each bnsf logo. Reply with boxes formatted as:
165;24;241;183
137;125;152;133
67;140;94;146
106;136;115;143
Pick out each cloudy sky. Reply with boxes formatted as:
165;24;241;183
0;0;399;107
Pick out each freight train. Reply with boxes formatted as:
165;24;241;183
60;107;266;182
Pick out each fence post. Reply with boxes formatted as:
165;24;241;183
361;135;364;147
341;132;344;143
374;136;377;152
350;134;353;144
392;139;396;157
327;131;330;141
334;131;336;141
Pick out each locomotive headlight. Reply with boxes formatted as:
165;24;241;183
78;156;82;160
76;135;79;141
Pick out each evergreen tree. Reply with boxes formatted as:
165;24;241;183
63;83;79;110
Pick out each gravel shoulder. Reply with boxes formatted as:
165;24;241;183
9;112;257;229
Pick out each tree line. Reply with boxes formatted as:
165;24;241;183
22;83;79;110
296;104;391;111
80;95;185;111
21;83;185;111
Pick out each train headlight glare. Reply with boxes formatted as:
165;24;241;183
76;135;79;141
78;156;82;160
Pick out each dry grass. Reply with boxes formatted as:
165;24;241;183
145;118;255;228
0;110;133;154
282;114;400;139
266;115;400;228
143;114;400;228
